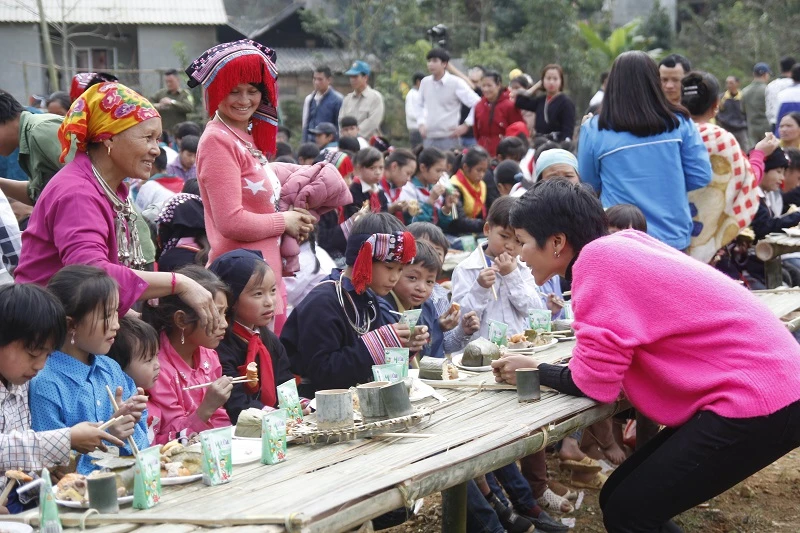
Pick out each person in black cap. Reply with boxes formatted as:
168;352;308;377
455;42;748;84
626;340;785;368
309;122;338;150
208;249;301;423
741;63;773;147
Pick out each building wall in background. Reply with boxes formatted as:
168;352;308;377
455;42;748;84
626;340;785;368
137;25;218;98
0;23;45;104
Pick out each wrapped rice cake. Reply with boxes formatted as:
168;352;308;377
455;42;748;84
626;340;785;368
418;356;459;380
235;408;266;438
461;337;501;367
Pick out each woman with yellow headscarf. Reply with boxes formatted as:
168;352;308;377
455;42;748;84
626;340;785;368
15;82;222;331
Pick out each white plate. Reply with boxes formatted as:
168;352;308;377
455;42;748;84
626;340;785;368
231;425;261;441
231;440;261;465
451;353;492;372
783;227;800;237
161;473;202;486
533;338;559;352
0;522;33;533
556;335;576;342
55;495;133;509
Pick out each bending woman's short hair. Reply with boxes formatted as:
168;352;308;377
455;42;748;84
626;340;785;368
599;51;689;137
681;71;720;117
510;179;608;252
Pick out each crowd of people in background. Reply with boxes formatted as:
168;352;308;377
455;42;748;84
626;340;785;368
1;36;800;533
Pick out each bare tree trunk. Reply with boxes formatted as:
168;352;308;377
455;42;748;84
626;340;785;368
61;23;70;86
36;0;60;91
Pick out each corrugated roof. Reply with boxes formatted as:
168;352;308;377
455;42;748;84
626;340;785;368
273;48;361;75
0;0;227;25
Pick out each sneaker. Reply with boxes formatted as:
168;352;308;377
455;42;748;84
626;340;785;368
524;510;569;533
487;493;535;533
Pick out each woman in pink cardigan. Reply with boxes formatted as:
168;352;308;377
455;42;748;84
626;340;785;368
493;179;800;532
186;40;317;334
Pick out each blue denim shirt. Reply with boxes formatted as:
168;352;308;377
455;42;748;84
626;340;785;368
30;351;148;474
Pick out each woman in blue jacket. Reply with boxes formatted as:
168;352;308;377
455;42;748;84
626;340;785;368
578;51;712;251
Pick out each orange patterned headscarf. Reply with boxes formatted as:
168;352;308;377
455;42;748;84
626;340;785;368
58;82;160;163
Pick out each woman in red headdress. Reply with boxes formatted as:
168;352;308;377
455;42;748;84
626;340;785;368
187;40;349;333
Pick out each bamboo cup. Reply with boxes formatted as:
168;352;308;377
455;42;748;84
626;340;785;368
315;389;355;431
516;368;541;403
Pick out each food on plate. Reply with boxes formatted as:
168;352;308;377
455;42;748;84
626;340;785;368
234;408;266;439
418;356;459;380
55;473;87;503
407;199;421;216
552;319;574;335
159;441;202;478
461;337;501;367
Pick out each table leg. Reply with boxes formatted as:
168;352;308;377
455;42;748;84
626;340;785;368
442;481;467;533
765;258;783;289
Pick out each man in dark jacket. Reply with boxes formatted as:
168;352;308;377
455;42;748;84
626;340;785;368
717;76;750;151
302;66;343;143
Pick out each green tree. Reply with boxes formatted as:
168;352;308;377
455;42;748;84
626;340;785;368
464;41;517;76
578;19;661;67
641;0;673;50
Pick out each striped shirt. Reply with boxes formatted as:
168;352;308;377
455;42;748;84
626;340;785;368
0;381;71;493
0;190;21;286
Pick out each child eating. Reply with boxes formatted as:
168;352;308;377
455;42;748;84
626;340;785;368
106;316;161;391
144;265;233;444
345;147;388;217
452;196;546;339
379;148;418;221
209;249;299;423
281;213;429;397
0;283;123;513
31;265;148;474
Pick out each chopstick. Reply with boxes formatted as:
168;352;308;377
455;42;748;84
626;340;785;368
105;385;140;456
480;243;498;301
97;416;124;431
182;377;257;391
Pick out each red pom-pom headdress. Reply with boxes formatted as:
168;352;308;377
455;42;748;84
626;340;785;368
185;40;279;157
348;231;417;294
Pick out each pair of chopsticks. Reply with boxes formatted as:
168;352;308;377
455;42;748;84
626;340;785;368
480;243;498;301
182;377;257;391
97;415;124;431
104;385;140;456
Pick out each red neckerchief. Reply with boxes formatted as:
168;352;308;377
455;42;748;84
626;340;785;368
354;177;382;213
233;322;277;408
380;176;402;202
455;170;486;218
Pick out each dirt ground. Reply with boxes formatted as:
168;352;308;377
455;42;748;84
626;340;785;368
386;450;800;532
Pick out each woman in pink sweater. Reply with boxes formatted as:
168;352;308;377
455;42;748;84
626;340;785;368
185;40;316;333
493;179;800;532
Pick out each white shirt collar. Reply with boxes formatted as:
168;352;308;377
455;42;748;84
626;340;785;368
360;180;379;194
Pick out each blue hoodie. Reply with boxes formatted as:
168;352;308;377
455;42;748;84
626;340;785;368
578;114;711;250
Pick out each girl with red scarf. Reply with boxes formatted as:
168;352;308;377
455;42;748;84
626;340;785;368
345;147;388;218
447;146;491;235
209;249;303;424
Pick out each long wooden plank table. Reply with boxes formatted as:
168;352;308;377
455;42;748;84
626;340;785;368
7;339;623;532
10;287;798;532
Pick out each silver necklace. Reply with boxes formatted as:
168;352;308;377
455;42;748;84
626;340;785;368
215;111;269;165
215;111;281;211
90;163;146;270
330;272;375;335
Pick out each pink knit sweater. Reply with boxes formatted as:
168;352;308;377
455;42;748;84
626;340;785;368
569;230;800;427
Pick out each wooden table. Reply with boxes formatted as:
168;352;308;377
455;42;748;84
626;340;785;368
9;340;622;532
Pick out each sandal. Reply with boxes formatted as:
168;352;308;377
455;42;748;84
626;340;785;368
548;480;578;501
538;487;574;514
558;456;602;473
569;472;608;490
